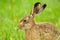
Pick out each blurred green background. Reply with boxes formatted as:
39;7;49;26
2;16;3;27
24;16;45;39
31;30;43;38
0;0;60;40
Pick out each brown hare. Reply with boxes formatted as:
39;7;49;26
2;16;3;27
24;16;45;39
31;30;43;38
18;2;60;40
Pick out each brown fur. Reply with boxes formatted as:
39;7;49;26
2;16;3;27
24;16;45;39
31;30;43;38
18;2;60;40
25;22;59;40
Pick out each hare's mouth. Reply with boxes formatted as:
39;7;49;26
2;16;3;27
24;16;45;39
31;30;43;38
22;26;31;30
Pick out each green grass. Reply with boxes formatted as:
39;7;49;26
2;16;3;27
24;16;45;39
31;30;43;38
0;0;60;40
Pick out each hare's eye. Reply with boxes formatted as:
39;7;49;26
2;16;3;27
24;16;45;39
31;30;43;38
23;20;26;23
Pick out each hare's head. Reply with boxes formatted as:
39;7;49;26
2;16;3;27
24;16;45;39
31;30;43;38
18;2;46;30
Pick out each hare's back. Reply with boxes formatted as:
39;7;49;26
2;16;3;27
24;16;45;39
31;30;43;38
36;22;59;40
38;22;59;34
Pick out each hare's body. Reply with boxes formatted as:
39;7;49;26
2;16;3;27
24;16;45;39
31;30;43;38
25;22;59;40
18;2;60;40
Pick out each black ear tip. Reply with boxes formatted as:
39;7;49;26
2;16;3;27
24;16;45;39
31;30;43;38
35;2;41;4
34;2;41;8
43;4;47;9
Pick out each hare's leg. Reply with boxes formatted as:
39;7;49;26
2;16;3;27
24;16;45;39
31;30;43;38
25;30;32;40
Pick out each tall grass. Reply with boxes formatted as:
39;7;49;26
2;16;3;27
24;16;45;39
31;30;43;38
0;0;60;40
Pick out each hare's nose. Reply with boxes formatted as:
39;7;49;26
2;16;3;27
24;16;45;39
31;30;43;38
18;22;23;29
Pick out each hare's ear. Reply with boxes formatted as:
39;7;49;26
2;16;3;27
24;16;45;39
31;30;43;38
30;2;46;16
